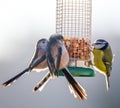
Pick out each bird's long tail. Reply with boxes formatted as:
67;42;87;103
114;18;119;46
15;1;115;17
105;75;110;91
61;68;87;100
33;72;51;92
2;68;30;87
2;55;47;87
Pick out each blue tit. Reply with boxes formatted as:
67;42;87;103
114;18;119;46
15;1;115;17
2;39;49;87
47;33;87;100
92;39;113;90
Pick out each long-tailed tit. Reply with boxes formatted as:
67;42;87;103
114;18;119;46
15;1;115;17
47;34;87;100
2;39;48;87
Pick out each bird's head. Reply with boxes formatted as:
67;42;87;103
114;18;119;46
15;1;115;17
49;33;64;45
92;39;108;50
37;38;48;50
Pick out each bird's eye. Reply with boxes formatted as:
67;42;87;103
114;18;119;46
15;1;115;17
42;41;45;44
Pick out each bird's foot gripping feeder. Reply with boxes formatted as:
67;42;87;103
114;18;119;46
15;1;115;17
56;0;95;77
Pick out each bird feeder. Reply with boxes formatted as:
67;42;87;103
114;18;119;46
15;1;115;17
56;0;95;77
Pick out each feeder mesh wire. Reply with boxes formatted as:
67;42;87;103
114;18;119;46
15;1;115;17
56;0;92;39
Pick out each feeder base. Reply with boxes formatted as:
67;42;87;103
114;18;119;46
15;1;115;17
56;67;95;77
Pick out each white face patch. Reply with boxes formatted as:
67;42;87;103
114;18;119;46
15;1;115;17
94;43;105;49
93;39;108;50
38;40;48;50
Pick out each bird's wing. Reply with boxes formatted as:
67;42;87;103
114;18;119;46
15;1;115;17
46;51;55;78
29;54;46;69
56;46;62;76
102;47;113;90
102;50;112;73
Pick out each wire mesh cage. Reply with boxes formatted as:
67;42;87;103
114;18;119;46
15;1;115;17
56;0;92;68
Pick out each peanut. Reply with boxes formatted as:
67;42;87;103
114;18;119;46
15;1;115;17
64;38;90;60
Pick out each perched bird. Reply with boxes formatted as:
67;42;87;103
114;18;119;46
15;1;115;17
47;33;87;100
47;34;69;76
92;39;113;90
2;39;49;87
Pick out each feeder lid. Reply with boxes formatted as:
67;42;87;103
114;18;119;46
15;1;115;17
55;67;95;77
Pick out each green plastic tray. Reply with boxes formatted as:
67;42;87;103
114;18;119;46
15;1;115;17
55;67;95;77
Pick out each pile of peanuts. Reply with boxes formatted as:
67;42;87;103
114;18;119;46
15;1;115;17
64;38;91;60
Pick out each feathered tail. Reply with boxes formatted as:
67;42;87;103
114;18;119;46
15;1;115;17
33;72;51;92
2;54;46;87
61;68;87;100
2;68;29;87
105;75;110;91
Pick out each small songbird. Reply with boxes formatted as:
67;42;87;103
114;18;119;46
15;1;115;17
2;38;49;87
47;33;87;100
47;34;69;77
92;39;113;90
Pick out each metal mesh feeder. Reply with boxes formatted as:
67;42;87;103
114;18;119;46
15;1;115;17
56;0;95;77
